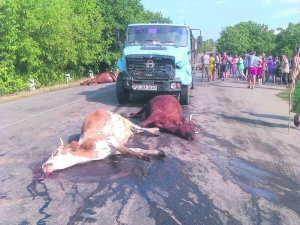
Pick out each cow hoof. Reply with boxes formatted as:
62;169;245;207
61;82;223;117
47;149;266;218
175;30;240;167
142;154;150;162
154;131;161;136
158;150;166;157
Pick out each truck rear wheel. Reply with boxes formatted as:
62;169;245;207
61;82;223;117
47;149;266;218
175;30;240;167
180;85;189;105
116;72;129;104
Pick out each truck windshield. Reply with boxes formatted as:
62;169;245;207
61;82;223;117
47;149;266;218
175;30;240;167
126;25;188;47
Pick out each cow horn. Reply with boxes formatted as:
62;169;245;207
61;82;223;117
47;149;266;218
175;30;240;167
189;113;193;122
59;136;64;147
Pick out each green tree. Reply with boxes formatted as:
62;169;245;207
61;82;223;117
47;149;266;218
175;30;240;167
199;39;216;53
0;0;172;95
217;21;276;56
274;22;300;58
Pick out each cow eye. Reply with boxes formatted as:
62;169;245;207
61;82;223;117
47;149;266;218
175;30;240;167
53;149;59;156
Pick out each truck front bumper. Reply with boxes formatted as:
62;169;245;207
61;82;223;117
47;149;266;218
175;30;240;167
123;78;183;93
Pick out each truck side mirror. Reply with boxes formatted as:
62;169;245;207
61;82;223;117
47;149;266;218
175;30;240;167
115;29;122;48
197;36;202;49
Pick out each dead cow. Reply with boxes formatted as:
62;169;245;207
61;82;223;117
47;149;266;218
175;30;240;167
42;109;165;173
80;71;117;85
130;95;196;141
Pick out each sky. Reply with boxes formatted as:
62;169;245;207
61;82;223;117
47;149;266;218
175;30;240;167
140;0;300;41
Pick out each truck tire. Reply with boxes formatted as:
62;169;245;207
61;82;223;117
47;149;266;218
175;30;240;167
180;85;189;105
116;72;129;104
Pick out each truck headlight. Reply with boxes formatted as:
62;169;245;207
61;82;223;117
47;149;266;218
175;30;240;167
170;83;181;89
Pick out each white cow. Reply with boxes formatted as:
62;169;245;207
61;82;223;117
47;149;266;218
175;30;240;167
42;109;165;173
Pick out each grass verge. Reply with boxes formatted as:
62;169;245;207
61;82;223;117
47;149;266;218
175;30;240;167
0;78;86;103
276;87;294;102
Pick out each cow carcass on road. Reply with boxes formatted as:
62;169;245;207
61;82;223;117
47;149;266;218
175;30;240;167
80;71;117;85
130;95;196;141
42;109;165;173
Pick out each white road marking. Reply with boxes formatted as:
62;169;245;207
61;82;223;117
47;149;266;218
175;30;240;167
0;87;114;130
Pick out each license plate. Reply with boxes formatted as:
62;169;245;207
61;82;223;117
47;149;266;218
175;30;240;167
135;85;157;90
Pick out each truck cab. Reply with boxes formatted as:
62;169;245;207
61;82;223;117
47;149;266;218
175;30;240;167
115;22;202;105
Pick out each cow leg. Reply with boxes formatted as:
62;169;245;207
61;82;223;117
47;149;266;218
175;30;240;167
138;112;161;127
130;123;160;136
115;144;151;161
129;148;165;157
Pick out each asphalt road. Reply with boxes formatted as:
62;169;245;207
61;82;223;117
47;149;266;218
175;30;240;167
1;68;300;225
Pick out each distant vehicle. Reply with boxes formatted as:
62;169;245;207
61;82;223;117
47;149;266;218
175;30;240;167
115;21;202;105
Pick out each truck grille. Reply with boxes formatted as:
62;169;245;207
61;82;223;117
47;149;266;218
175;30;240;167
126;55;175;80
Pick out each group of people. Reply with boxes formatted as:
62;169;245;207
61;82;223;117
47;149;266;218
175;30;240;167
201;50;300;90
201;49;300;127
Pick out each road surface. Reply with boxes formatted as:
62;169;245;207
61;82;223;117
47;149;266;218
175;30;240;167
1;68;300;224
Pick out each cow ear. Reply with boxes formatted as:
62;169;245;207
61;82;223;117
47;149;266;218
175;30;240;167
69;140;79;151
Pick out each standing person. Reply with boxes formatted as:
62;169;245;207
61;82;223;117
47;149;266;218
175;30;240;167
208;53;215;81
215;53;221;78
243;54;248;81
257;56;264;85
228;54;233;75
267;56;274;82
236;54;246;81
264;60;268;84
231;54;238;77
261;53;266;84
292;62;300;125
281;55;289;86
273;55;280;84
220;52;229;81
201;50;210;82
88;69;94;86
291;50;300;90
247;50;258;89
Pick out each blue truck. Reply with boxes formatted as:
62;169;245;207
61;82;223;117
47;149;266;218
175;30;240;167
115;22;202;105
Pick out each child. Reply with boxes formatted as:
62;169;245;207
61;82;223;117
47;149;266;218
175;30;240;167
257;56;264;85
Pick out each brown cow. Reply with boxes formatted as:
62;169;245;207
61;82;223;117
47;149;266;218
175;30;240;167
42;109;165;173
80;71;117;85
130;95;196;141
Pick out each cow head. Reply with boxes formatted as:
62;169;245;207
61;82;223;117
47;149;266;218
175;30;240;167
42;138;87;173
179;114;196;141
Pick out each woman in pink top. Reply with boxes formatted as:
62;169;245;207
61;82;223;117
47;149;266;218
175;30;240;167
257;56;264;85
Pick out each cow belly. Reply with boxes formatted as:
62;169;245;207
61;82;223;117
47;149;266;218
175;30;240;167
94;140;116;159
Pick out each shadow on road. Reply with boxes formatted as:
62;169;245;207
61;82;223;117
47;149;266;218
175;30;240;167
218;113;292;131
78;84;170;108
241;111;290;122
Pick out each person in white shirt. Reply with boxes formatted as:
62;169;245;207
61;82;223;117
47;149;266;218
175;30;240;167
201;50;210;82
215;53;221;78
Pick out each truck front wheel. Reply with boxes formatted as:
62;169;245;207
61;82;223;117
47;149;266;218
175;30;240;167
116;72;129;104
180;85;189;105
